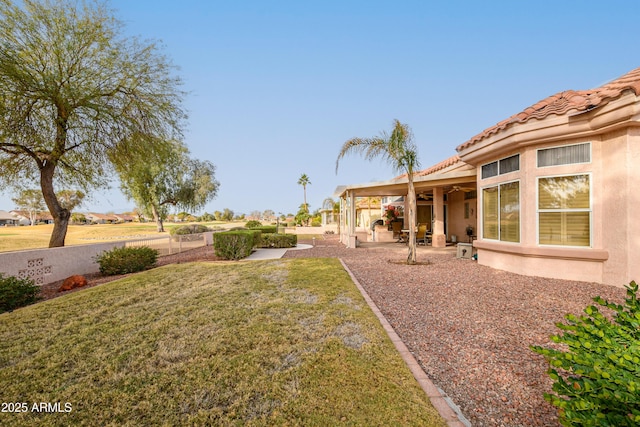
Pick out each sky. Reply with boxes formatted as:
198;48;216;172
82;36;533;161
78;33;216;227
1;0;639;216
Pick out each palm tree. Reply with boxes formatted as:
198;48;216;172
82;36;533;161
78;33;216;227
297;173;311;213
336;119;420;264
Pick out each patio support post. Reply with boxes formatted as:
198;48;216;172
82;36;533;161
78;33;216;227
348;191;357;248
432;187;446;247
339;196;347;245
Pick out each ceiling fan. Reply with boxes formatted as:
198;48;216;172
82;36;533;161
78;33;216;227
448;185;475;193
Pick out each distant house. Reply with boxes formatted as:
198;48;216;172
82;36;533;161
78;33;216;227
113;213;135;223
0;210;20;226
10;210;53;225
337;66;640;287
86;213;118;224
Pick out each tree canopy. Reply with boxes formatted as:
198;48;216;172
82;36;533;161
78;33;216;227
115;140;219;232
0;0;186;246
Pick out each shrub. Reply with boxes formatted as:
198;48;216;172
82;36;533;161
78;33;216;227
95;246;159;275
531;281;640;426
253;225;277;234
258;233;297;248
169;224;211;236
244;220;262;229
0;274;41;313
213;231;259;260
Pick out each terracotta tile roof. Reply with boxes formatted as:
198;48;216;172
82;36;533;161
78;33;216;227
457;67;640;151
395;155;462;180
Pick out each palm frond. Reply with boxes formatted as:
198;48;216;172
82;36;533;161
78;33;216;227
335;137;386;173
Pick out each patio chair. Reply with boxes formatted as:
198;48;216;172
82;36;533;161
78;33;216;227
416;223;428;245
391;221;403;242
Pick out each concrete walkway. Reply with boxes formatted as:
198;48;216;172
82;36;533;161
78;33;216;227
245;243;313;260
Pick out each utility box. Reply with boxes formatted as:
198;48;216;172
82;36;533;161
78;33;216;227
456;242;473;259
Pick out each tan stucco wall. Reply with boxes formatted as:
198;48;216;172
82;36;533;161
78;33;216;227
478;248;604;283
0;242;124;285
600;128;640;286
446;191;477;243
474;127;640;288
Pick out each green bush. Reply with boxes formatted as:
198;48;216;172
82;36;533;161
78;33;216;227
531;281;640;426
0;274;40;313
95;246;159;275
213;230;260;260
258;233;297;248
244;220;262;229
253;225;276;234
169;224;211;236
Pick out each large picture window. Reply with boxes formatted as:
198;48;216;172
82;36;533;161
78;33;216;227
538;174;590;246
482;181;520;242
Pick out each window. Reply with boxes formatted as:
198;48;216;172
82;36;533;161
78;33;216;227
482;162;498;179
538;174;590;246
482;181;520;242
481;154;520;179
537;143;590;167
499;155;520;174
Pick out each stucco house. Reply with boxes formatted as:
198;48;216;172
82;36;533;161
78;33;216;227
337;66;640;287
0;210;20;226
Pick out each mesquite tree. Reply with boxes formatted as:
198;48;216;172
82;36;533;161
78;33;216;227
115;139;219;232
0;0;186;246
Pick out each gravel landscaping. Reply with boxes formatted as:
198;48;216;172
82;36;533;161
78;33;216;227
36;235;630;426
283;236;629;427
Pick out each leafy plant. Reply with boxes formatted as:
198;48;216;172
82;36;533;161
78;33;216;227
244;220;262;229
531;281;640;426
0;274;40;313
95;246;159;275
213;231;258;260
258;233;297;248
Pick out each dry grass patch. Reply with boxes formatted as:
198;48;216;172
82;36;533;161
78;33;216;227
0;258;445;426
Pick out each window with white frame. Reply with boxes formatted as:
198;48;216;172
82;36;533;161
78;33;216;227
537;142;590;167
537;174;591;246
482;181;520;242
481;154;520;179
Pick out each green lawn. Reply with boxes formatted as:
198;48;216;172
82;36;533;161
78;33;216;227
0;258;445;426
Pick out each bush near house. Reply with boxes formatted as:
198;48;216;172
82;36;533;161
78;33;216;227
258;233;297;248
244;220;262;229
252;225;277;234
213;230;261;260
95;246;159;275
0;274;40;313
531;281;640;426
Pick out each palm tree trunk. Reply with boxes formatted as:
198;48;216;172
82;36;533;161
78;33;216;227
406;179;417;264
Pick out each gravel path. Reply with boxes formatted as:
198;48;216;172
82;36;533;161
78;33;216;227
36;236;629;426
283;236;628;427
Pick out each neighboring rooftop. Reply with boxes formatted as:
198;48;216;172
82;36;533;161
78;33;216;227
395;155;462;180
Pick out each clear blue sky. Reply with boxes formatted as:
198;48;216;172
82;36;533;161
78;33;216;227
2;1;639;216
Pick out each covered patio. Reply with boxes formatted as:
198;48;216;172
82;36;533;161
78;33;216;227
335;156;478;249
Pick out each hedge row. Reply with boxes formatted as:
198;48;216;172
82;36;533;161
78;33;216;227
259;233;297;248
213;230;261;260
213;230;297;259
